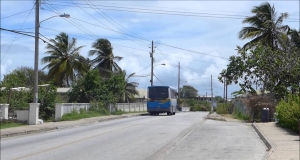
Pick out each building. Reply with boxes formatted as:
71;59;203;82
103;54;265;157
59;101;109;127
134;88;147;103
196;95;215;102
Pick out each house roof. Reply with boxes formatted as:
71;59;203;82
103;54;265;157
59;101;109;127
197;95;215;98
57;88;71;93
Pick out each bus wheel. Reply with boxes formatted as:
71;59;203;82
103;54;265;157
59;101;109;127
173;112;176;115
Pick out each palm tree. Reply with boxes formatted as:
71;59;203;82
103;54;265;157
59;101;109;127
42;32;86;87
88;38;122;77
119;70;139;103
238;2;289;50
287;29;300;50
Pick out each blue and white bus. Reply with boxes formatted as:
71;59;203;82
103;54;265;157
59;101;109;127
147;86;178;116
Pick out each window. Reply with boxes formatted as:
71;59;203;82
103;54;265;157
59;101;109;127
148;87;169;99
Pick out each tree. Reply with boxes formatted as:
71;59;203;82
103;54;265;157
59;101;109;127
88;38;122;77
118;70;139;103
1;67;47;88
42;32;86;87
180;85;198;99
219;45;300;101
215;96;224;103
68;70;126;107
238;2;289;50
38;84;57;120
287;29;300;50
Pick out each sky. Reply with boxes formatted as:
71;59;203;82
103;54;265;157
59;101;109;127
1;0;299;98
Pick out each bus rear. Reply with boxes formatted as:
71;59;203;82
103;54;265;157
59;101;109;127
147;86;177;116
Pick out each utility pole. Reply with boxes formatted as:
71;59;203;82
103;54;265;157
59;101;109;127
178;62;180;101
206;92;207;103
226;83;228;104
211;74;213;112
33;0;40;103
223;77;226;102
150;40;154;86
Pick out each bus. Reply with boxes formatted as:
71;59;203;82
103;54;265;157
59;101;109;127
147;86;178;116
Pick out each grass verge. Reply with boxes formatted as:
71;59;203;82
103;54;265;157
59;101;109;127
0;120;26;129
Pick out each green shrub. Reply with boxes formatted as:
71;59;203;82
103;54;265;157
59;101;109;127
233;111;250;120
232;105;250;121
190;105;208;111
216;103;229;114
90;101;110;115
38;84;57;120
276;94;300;132
111;110;124;115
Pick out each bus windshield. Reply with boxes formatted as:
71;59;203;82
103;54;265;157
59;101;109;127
148;87;169;99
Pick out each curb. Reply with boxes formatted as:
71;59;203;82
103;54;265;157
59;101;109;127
1;127;58;139
206;117;226;121
1;113;147;139
252;123;276;159
206;113;226;121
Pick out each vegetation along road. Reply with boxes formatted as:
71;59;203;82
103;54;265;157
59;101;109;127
1;112;266;160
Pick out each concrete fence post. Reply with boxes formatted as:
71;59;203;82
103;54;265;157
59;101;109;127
29;103;40;125
0;104;9;119
55;103;63;121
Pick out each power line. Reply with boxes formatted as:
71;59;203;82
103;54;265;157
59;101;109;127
1;8;33;19
47;0;299;18
68;17;231;59
153;74;167;86
44;2;233;59
40;26;151;62
43;2;99;39
2;4;35;62
45;2;299;22
40;27;127;40
156;42;229;59
45;1;151;46
84;0;149;47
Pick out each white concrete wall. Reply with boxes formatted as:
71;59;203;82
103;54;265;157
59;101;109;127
115;103;147;112
15;110;29;121
55;103;146;121
182;107;190;112
55;103;90;120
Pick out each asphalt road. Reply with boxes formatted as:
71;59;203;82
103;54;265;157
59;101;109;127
1;112;266;160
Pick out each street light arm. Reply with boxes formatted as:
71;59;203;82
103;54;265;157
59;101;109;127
39;16;58;24
39;14;70;24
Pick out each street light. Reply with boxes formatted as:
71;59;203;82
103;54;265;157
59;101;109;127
150;63;165;86
39;13;70;24
34;1;70;103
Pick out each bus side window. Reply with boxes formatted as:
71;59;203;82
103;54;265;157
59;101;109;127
171;89;175;99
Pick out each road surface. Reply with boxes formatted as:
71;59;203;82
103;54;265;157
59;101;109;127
1;112;266;160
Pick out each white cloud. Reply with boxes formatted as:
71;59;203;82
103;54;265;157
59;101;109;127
1;0;298;97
